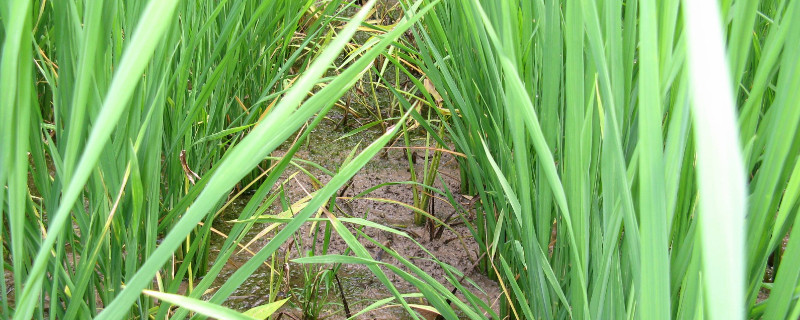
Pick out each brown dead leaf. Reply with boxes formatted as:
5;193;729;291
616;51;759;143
423;78;443;105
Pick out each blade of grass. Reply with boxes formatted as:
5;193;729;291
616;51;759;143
142;290;259;320
638;0;671;318
683;0;748;319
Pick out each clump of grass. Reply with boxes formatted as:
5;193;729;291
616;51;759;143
1;0;434;319
403;0;800;319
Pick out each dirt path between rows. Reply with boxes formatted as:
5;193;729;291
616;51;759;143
207;111;500;319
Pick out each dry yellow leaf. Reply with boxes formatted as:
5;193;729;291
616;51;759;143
423;78;443;105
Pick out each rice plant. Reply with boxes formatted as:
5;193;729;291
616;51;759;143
3;0;799;319
0;0;436;318
401;0;800;319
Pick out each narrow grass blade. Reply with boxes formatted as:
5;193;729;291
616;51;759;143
683;0;748;319
142;290;258;320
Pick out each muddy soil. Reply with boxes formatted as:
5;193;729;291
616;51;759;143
205;110;500;319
